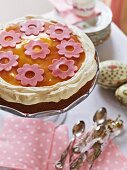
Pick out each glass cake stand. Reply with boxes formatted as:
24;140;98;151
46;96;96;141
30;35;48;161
0;52;99;125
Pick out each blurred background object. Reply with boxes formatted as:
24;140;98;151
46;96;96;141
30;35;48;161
102;0;127;35
46;0;112;46
0;0;53;24
102;0;111;7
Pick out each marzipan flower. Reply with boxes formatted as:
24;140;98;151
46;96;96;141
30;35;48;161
57;39;83;58
20;19;44;36
24;40;50;60
0;51;19;71
0;30;21;47
46;23;72;41
16;64;44;86
48;57;78;79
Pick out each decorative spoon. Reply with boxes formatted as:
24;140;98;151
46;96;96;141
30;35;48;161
69;121;86;161
55;121;85;169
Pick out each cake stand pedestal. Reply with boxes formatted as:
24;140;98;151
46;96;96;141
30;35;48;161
0;105;67;125
38;112;68;126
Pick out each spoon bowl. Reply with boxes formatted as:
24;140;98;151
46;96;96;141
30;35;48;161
72;120;85;137
93;107;107;125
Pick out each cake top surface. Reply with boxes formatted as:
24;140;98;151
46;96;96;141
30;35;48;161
0;16;97;105
0;16;85;87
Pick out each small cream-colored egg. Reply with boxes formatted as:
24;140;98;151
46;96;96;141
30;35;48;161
115;83;127;106
98;60;127;89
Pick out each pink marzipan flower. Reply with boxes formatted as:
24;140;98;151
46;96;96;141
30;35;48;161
46;23;72;41
20;19;44;36
24;40;50;60
57;39;83;58
0;51;19;71
0;30;21;48
16;64;44;87
48;57;78;79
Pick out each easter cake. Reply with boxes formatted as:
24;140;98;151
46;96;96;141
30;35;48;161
0;16;97;114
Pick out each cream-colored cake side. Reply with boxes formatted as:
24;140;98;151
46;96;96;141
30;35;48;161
0;16;97;105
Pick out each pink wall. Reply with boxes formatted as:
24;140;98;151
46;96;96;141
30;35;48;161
111;0;127;34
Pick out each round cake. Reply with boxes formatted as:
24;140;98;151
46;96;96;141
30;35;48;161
0;16;98;114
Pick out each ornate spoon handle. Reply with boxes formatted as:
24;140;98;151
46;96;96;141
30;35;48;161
70;153;85;170
55;142;72;169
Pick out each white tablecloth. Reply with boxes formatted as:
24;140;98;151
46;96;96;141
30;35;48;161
0;0;127;157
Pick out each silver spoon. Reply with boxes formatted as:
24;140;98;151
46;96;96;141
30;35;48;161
55;121;85;169
71;121;86;153
72;121;85;137
93;107;107;125
69;121;86;160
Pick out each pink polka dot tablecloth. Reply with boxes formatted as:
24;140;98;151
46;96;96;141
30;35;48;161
0;115;126;170
0;116;69;170
80;140;127;170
